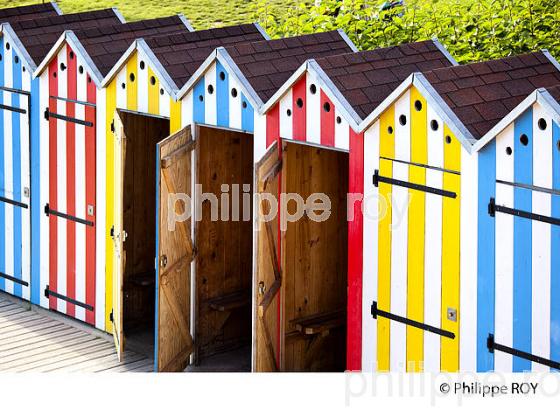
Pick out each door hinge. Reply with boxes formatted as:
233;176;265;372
110;309;114;323
111;120;115;133
110;225;114;238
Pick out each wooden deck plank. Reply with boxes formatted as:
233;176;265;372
0;293;153;373
0;331;93;359
0;328;82;353
0;334;97;365
7;340;112;372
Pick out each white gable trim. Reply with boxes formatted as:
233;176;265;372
52;2;63;15
111;8;127;23
0;23;37;73
177;14;195;32
432;37;459;66
100;39;178;97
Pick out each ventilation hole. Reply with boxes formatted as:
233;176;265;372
323;102;331;113
14;56;19;64
286;109;292;117
388;126;393;135
0;54;3;61
336;116;342;124
296;98;303;108
150;76;156;86
69;51;74;60
242;101;247;109
140;61;145;70
199;95;204;102
53;72;57;78
506;146;513;156
207;84;214;94
78;65;84;74
6;42;10;50
129;73;135;82
414;100;423;111
219;71;226;81
557;140;560;152
87;76;92;83
60;63;66;71
121;83;126;90
445;135;452;144
22;66;25;73
231;88;238;98
538;118;547;131
309;84;317;94
430;119;439;131
160;88;164;95
399;115;407;126
520;134;529;146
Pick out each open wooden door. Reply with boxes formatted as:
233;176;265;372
155;125;196;372
254;142;282;372
111;110;127;361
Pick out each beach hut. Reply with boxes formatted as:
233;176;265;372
250;39;457;372
32;15;192;331
355;50;560;372
0;8;124;304
99;23;267;369
153;31;357;372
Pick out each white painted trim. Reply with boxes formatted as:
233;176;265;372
542;49;560;72
253;23;271;40
137;40;179;96
337;29;359;52
0;24;37;73
176;50;219;100
100;40;138;87
177;14;194;32
111;8;127;23
358;74;414;133
537;89;560;126
413;73;477;151
51;2;63;15
260;62;308;113
472;91;538;152
432;37;459;66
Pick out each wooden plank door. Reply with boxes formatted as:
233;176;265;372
155;125;195;372
254;142;282;372
111;110;127;361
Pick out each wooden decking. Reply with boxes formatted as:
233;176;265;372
0;293;153;373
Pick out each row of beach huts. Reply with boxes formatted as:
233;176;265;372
0;2;558;373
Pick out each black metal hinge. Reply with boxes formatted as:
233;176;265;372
373;169;457;199
45;203;94;227
487;334;560;370
110;225;114;238
371;301;455;339
488;197;560;226
44;285;94;311
111;120;115;133
44;107;94;127
110;310;114;323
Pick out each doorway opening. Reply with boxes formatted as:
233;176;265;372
188;125;254;372
255;141;349;372
117;110;170;358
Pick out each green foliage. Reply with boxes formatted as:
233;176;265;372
251;0;560;63
0;0;299;30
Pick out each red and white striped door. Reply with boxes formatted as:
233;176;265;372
44;90;96;325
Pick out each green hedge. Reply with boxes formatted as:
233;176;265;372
252;0;560;63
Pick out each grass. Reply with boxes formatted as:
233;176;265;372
0;0;295;29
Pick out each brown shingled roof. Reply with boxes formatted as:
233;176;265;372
0;2;59;24
226;31;355;103
546;85;560;106
10;9;123;66
315;40;455;119
76;15;190;77
423;51;560;139
146;24;267;88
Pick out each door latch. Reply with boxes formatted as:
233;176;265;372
160;254;168;268
447;307;457;322
87;204;95;217
23;187;30;198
